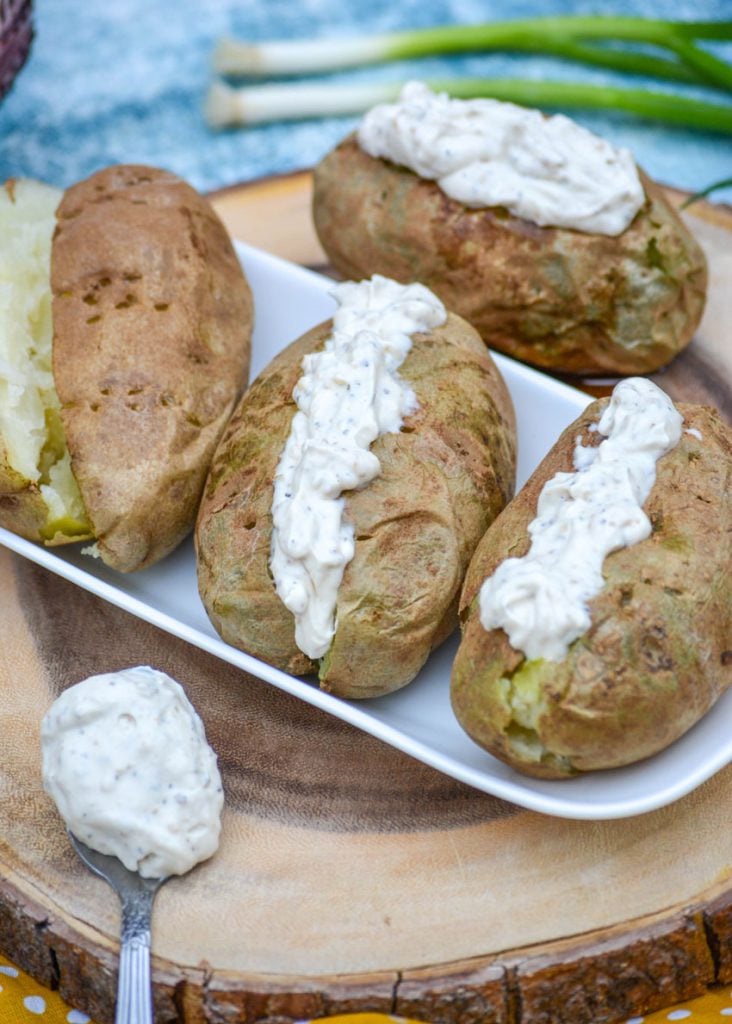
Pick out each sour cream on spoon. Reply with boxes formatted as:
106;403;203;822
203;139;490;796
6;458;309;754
41;665;223;878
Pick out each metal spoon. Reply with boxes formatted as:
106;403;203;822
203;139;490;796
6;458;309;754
68;832;168;1024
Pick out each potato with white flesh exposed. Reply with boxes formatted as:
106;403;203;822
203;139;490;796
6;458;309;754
313;82;707;377
0;166;253;571
451;380;731;778
196;276;516;698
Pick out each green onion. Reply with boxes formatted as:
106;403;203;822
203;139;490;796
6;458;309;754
673;22;732;39
205;77;732;134
521;43;698;86
213;17;732;90
437;79;732;133
680;177;732;207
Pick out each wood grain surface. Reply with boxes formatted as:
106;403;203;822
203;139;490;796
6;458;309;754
0;171;730;1024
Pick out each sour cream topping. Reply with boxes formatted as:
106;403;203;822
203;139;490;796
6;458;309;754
270;275;446;660
41;666;223;878
358;81;645;236
479;378;683;662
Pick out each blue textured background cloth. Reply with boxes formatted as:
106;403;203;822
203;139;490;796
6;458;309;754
0;0;730;203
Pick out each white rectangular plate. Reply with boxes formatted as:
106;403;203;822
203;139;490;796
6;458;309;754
3;241;731;820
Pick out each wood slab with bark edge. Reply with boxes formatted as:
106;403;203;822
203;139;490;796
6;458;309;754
0;172;730;1024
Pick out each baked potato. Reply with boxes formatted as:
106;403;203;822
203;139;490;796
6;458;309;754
451;390;731;778
0;165;253;571
196;291;516;698
313;135;707;377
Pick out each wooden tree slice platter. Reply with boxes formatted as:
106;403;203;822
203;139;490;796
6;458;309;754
0;172;730;1024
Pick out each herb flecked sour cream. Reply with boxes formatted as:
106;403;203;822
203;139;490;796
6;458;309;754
270;275;446;660
479;378;683;662
41;666;223;878
358;81;645;236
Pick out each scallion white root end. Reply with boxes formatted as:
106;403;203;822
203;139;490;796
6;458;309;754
213;35;388;77
204;80;398;128
204;81;243;128
213;38;265;76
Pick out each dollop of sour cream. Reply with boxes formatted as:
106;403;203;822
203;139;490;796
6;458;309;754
479;378;683;662
270;275;446;660
357;81;645;236
41;666;223;878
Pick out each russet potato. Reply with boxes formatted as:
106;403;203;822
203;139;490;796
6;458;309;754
451;399;731;778
196;310;516;698
0;165;253;571
313;136;707;377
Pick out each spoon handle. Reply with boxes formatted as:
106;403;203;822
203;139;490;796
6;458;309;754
115;889;156;1024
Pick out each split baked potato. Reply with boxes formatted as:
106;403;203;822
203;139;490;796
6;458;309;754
313;135;707;377
0;165;253;571
196;306;516;698
451;398;731;778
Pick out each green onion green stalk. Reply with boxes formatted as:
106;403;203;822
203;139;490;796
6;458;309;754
213;17;732;91
681;176;732;207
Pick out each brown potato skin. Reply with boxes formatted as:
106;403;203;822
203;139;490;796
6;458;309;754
451;400;731;778
312;136;707;377
50;164;253;571
196;312;516;698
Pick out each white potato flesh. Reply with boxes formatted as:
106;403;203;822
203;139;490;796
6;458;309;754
0;179;89;533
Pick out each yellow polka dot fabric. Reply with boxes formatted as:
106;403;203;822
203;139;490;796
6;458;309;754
0;953;91;1023
2;951;732;1023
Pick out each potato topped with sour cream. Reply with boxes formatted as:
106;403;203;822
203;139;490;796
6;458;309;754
196;275;516;698
451;380;731;778
313;82;707;377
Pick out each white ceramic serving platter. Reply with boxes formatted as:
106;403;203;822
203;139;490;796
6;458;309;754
2;241;731;821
